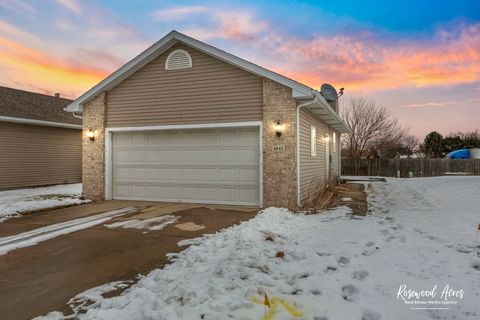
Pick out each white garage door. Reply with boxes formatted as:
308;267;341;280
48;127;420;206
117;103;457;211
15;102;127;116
112;127;260;206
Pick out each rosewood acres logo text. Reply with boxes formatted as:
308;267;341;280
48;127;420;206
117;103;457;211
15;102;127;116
397;284;464;309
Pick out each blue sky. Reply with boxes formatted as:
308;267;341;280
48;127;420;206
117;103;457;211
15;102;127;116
0;0;479;138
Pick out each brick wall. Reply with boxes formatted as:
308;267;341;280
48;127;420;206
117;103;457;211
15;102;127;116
262;79;298;210
82;92;106;201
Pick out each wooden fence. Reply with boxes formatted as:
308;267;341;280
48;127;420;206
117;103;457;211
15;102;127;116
341;158;480;177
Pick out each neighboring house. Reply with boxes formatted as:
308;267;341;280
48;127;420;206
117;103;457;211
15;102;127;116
0;86;82;189
66;31;349;210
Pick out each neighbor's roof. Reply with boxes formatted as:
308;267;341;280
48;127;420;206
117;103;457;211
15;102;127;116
0;86;81;127
65;30;349;132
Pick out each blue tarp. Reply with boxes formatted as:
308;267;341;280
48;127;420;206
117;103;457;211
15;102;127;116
447;149;470;159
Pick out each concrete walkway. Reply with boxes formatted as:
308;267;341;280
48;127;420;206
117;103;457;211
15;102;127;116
0;201;258;320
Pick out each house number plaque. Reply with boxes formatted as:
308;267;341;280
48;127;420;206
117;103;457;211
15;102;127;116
273;145;285;152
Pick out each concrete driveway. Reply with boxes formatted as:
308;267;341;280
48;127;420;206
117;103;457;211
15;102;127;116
0;201;258;320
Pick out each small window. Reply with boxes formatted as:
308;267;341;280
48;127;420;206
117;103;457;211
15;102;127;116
311;126;317;156
332;132;336;152
165;49;192;70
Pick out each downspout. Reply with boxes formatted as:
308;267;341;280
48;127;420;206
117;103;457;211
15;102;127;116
72;112;83;119
296;95;319;208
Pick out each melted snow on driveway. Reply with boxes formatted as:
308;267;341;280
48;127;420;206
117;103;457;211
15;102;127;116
0;183;89;222
38;177;480;320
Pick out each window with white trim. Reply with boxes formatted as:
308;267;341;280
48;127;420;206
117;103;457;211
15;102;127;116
332;132;336;152
311;126;317;156
165;49;192;70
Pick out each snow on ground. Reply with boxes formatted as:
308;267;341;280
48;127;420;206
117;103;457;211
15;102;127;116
0;184;90;222
0;207;137;255
38;177;480;320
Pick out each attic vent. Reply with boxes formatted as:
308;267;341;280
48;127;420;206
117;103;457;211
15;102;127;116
165;49;192;70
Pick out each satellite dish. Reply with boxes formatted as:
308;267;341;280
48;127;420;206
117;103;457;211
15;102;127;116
320;83;338;102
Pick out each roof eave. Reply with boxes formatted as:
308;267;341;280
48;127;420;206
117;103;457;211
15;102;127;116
65;30;315;113
305;93;351;133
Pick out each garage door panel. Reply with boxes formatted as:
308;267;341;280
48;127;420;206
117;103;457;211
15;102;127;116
130;168;146;180
239;188;258;203
147;131;180;145
238;149;259;163
219;131;237;145
182;168;218;181
219;168;237;181
219;149;237;162
115;167;130;179
239;168;257;182
146;186;180;199
112;127;260;205
182;131;218;146
239;130;259;145
147;168;179;180
132;186;145;197
182;149;218;162
115;150;147;163
182;186;217;201
131;132;147;146
219;188;237;201
147;150;180;162
115;185;130;197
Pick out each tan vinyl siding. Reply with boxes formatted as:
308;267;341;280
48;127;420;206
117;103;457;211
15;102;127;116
106;43;263;127
0;122;81;189
299;108;329;205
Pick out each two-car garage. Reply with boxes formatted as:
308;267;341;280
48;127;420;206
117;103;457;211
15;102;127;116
109;126;261;206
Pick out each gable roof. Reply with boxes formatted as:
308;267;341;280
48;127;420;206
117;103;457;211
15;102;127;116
0;86;81;127
66;30;349;132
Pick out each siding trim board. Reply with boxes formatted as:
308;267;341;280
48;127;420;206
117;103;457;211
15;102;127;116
104;121;263;206
0;116;82;129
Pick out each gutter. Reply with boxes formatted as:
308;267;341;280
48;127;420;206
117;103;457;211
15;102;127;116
314;92;350;133
296;95;319;208
0;116;82;129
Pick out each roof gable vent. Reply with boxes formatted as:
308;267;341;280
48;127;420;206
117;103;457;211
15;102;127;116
165;49;192;70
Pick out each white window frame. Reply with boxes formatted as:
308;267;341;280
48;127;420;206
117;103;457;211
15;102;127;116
310;126;317;157
332;131;336;152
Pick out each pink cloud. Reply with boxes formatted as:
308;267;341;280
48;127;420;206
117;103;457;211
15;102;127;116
153;6;268;42
404;97;480;108
0;2;149;98
151;6;209;21
54;0;82;15
158;7;479;92
0;0;35;14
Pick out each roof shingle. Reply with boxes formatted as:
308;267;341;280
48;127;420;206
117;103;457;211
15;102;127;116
0;86;81;125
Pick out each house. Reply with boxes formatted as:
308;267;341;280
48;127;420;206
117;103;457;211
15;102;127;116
66;31;349;210
0;86;82;189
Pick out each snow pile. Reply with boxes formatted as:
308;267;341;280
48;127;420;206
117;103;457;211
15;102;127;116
38;177;480;320
0;184;89;222
105;215;179;231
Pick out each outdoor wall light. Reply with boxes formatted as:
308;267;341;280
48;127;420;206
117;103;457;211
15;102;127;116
275;121;282;138
87;128;96;142
324;133;330;142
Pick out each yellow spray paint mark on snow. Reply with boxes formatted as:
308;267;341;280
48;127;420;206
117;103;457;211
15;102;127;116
250;295;303;319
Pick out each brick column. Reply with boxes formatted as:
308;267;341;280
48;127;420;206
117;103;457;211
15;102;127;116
82;92;106;201
262;79;297;210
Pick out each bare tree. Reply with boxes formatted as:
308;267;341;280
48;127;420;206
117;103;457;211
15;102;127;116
342;97;409;174
401;134;419;158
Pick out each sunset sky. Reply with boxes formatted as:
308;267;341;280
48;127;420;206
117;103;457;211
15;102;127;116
1;0;479;138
